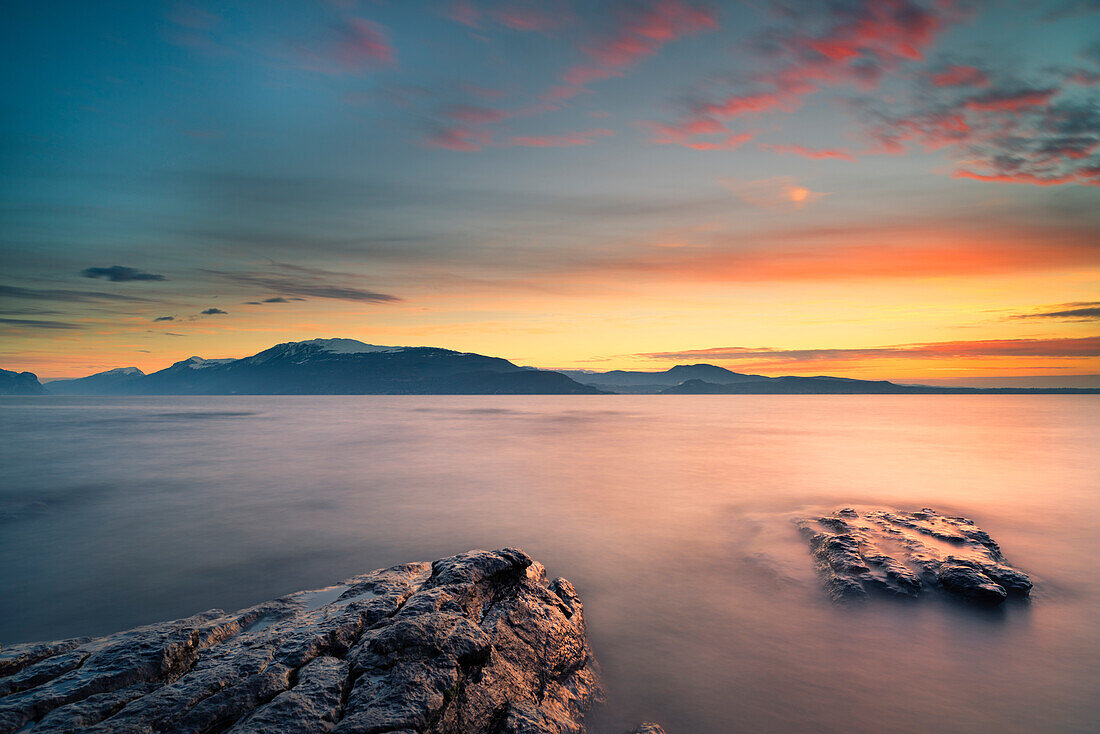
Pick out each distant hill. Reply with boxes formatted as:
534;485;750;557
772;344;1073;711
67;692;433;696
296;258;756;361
561;364;764;393
41;339;605;395
46;367;144;395
13;347;1100;396
661;377;1100;395
0;368;46;395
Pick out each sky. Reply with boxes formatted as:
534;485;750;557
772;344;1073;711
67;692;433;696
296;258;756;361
1;0;1098;382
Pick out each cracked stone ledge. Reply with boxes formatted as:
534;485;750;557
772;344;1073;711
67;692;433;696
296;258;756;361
0;549;605;734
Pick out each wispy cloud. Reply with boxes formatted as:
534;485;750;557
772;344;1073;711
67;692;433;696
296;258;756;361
638;337;1100;368
0;285;150;303
560;0;717;95
1010;302;1100;321
207;266;400;303
0;318;84;330
759;144;856;161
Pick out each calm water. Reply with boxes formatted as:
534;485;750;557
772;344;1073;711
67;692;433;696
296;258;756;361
1;396;1097;733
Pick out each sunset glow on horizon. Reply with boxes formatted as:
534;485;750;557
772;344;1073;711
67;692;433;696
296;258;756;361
1;0;1098;382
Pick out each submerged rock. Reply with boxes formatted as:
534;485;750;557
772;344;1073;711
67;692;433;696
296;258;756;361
0;549;603;734
796;508;1032;605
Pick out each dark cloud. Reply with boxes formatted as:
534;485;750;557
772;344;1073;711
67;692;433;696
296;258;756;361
0;318;83;330
263;297;291;303
206;267;400;303
858;56;1100;185
1010;302;1100;321
81;266;166;282
200;308;227;315
1042;0;1100;21
153;316;175;321
0;284;149;303
653;0;960;148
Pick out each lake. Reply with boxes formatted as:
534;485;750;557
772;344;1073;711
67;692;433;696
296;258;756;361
1;395;1097;733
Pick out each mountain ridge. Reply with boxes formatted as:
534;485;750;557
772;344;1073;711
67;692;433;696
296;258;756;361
5;339;1100;395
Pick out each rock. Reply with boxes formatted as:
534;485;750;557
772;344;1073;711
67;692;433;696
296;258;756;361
796;508;1031;605
937;563;1007;605
0;549;603;734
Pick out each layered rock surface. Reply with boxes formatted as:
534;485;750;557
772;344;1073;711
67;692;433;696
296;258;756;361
0;549;602;734
797;508;1032;604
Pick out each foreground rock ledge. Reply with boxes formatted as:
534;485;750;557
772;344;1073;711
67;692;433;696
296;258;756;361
797;508;1032;604
0;549;603;734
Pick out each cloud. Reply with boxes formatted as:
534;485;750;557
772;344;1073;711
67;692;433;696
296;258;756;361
637;337;1100;368
654;0;961;142
560;0;717;94
337;19;395;68
262;296;294;303
963;88;1057;111
444;1;570;32
0;318;83;330
1010;302;1100;321
1042;0;1100;21
504;129;615;147
292;15;395;74
0;285;149;303
759;143;856;160
864;78;1100;185
207;268;400;303
929;64;991;88
425;126;615;151
645;120;753;150
81;266;166;282
200;308;227;315
856;34;1100;187
153;316;175;321
720;177;828;209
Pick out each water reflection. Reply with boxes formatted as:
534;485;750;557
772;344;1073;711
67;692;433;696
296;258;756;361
0;395;1097;733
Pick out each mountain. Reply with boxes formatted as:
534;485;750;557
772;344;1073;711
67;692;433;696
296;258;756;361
661;377;1100;394
45;367;145;395
0;368;46;395
561;364;763;393
56;339;606;395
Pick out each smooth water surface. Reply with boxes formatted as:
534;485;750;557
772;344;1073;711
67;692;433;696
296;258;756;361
1;396;1097;733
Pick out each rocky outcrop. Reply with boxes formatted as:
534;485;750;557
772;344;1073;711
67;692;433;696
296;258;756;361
0;549;602;734
797;508;1032;605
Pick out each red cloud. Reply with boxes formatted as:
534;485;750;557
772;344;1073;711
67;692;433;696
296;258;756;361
638;337;1100;365
337;18;395;69
653;1;962;148
930;65;991;87
563;0;716;89
645;121;752;150
952;169;1100;186
760;144;857;161
492;7;561;32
